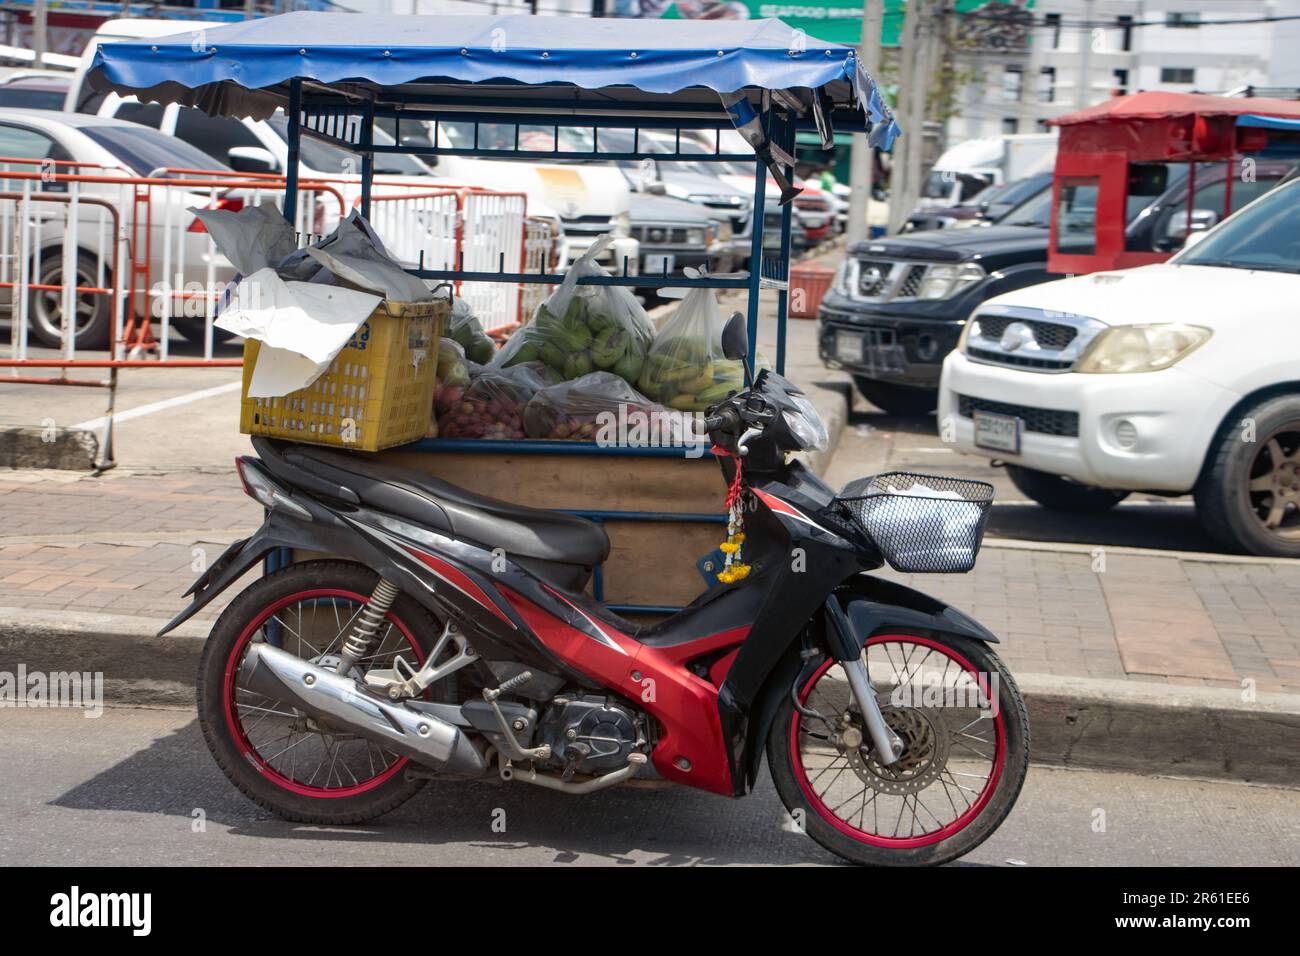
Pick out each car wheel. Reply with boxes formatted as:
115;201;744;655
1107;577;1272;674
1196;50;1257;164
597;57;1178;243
172;317;236;346
1195;394;1300;557
852;376;937;416
27;252;112;350
1006;464;1129;513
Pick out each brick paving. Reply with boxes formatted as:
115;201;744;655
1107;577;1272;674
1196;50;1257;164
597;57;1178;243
2;467;1299;695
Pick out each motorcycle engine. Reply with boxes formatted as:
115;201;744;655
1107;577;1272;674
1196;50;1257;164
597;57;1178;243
538;696;644;775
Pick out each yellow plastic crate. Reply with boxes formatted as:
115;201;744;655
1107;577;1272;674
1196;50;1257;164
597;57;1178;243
240;298;447;452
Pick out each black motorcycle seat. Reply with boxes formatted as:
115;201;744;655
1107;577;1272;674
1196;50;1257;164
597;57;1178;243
257;439;610;569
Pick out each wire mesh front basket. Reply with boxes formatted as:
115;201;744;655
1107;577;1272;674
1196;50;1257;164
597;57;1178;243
839;472;995;573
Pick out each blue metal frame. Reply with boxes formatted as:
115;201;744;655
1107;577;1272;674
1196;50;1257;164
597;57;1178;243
279;82;805;611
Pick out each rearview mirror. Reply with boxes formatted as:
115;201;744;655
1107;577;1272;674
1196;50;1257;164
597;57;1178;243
720;311;748;363
228;146;278;175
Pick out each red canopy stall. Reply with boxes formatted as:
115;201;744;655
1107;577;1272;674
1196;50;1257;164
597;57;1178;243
1046;92;1300;274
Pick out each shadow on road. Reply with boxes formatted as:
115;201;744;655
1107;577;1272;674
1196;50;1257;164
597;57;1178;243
50;716;875;866
987;503;1221;554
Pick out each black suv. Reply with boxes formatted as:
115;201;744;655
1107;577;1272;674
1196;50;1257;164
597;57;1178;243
819;161;1292;415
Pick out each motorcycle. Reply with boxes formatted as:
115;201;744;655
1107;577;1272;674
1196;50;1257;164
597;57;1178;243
163;314;1028;866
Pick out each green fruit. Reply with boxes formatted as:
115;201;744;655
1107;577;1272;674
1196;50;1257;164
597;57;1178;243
696;381;739;405
551;320;591;352
564;352;593;379
561;296;586;325
613;351;644;383
468;335;496;365
591;327;628;368
668;394;701;411
540;342;567;370
510;341;540;365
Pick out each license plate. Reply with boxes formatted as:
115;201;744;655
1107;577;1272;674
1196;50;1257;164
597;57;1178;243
644;253;675;275
973;410;1021;454
835;331;862;363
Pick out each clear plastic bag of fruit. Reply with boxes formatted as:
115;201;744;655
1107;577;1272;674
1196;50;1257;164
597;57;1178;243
438;362;551;440
523;370;676;442
637;268;747;412
493;235;654;388
445;297;497;365
432;338;471;418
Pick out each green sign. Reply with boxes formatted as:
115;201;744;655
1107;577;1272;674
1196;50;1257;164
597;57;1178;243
634;0;1032;47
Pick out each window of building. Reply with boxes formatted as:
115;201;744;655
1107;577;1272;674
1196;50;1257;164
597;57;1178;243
1003;66;1024;102
1037;119;1051;132
1166;12;1201;28
1117;15;1134;52
1002;118;1020;135
1038;67;1056;103
1161;67;1196;85
1043;12;1062;49
1113;68;1130;95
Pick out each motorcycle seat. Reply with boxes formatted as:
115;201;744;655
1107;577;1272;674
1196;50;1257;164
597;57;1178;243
255;439;610;573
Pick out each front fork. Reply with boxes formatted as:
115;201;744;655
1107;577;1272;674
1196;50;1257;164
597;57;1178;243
823;597;904;765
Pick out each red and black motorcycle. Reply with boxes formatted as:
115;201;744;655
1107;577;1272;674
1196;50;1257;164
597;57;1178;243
164;316;1028;866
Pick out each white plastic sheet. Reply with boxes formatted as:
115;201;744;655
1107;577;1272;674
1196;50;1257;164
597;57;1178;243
215;268;380;397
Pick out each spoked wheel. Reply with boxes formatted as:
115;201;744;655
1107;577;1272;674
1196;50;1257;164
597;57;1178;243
197;560;454;824
768;633;1029;866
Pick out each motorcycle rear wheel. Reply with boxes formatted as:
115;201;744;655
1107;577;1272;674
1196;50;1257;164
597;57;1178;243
197;560;451;825
767;632;1028;866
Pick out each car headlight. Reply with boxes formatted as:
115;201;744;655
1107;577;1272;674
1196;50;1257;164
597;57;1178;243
917;263;985;300
1076;324;1212;373
687;227;707;246
832;258;859;297
783;395;829;452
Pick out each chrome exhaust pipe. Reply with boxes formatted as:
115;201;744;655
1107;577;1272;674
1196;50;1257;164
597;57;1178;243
238;642;486;775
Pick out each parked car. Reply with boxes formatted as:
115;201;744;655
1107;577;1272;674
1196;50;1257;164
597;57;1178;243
0;109;242;349
939;176;1300;557
904;172;1052;232
916;133;1056;211
818;160;1293;415
0;71;70;111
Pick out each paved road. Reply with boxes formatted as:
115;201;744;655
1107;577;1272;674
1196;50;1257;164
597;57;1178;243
0;707;1295;867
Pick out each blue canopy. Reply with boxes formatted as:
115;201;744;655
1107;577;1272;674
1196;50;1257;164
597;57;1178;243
1237;113;1300;131
87;12;899;148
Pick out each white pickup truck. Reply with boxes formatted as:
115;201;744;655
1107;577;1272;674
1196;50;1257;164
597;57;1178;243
939;174;1300;557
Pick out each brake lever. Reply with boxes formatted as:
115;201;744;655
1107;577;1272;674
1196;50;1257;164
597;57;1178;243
737;426;763;456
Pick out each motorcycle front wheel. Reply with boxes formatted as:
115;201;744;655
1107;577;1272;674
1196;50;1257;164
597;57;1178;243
767;632;1029;866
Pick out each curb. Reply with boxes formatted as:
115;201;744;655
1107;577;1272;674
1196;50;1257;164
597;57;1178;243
3;606;1296;787
0;427;98;471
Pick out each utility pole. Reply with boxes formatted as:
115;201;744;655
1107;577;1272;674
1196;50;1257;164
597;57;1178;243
887;0;925;234
846;0;884;244
33;0;47;70
246;0;257;21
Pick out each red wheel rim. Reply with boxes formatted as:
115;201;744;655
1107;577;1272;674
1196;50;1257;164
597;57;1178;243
790;635;1006;849
222;588;426;799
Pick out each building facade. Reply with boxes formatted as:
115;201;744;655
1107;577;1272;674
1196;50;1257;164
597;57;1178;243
948;0;1294;141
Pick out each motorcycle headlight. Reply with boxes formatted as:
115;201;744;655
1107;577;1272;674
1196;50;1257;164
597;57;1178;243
1076;324;1212;374
917;263;985;300
783;395;829;452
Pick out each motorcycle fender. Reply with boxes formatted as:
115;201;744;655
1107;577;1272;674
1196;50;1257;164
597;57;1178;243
156;513;322;637
838;575;999;653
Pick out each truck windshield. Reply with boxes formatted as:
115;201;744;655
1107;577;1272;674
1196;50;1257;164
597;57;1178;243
1174;179;1300;274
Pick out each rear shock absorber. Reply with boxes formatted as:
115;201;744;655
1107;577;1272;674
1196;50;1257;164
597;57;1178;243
335;578;401;678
